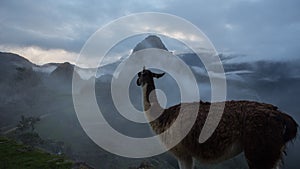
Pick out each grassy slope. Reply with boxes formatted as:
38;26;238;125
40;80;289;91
0;137;73;169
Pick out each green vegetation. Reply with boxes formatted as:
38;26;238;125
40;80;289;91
0;137;73;169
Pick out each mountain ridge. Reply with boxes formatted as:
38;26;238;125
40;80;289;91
132;35;168;53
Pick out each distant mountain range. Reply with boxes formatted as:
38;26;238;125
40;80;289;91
0;35;300;168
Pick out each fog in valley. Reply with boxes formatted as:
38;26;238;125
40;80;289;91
0;36;299;169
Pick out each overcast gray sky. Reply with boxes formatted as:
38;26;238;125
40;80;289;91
0;0;299;65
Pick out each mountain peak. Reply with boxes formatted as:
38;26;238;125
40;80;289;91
52;62;73;73
132;35;168;53
50;62;80;81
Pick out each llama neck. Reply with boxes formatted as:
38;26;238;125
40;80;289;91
142;81;162;120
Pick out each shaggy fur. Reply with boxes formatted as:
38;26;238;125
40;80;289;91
137;68;298;169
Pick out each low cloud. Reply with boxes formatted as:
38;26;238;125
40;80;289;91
0;45;77;65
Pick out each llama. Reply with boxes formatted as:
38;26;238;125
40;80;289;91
136;67;298;169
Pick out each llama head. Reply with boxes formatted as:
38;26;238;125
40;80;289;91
136;67;165;86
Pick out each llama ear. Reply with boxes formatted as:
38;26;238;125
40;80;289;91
153;72;165;79
136;77;141;86
138;72;141;77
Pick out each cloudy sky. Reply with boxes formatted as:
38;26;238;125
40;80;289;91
0;0;299;65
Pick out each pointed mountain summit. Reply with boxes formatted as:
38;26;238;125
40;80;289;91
132;35;168;53
51;62;74;77
50;62;81;82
